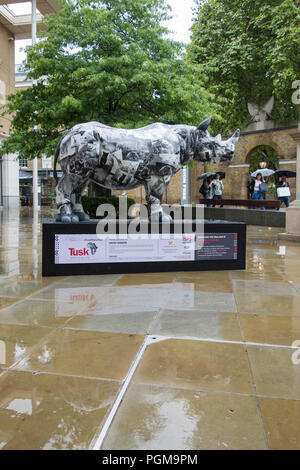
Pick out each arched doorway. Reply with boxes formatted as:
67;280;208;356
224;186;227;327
246;145;280;173
246;145;280;200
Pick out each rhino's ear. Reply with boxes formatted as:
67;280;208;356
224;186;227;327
197;117;211;132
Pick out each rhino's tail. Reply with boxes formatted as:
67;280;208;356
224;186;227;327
53;138;62;183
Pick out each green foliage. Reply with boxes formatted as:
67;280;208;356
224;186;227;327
188;0;300;133
0;0;219;159
81;195;135;218
203;163;214;172
248;145;279;173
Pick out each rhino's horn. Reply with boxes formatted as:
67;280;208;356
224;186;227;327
229;129;240;144
197;117;211;132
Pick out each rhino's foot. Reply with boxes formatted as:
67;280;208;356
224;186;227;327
60;214;80;223
74;211;90;221
61;215;71;223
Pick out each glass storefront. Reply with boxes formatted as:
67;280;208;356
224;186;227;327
19;170;57;206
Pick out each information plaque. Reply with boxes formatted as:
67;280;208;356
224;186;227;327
42;219;246;276
195;233;238;261
54;233;196;265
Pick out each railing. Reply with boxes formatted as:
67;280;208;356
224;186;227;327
200;198;281;209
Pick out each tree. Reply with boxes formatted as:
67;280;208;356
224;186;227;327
188;0;300;133
0;0;218;160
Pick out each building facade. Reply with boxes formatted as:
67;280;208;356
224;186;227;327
0;0;60;208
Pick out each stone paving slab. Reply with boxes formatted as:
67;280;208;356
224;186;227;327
1;214;300;449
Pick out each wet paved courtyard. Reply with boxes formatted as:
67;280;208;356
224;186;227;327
1;209;300;449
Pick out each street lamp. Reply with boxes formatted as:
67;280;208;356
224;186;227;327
259;157;267;169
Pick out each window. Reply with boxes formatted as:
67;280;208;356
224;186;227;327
19;158;28;168
42;155;52;169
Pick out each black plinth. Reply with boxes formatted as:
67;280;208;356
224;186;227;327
42;219;246;276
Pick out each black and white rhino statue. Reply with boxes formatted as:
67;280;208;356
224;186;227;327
53;117;240;222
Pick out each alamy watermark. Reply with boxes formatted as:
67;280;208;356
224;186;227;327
292;80;300;105
0;340;5;365
291;340;300;365
95;198;205;243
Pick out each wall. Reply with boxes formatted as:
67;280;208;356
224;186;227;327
1;153;19;208
0;24;19;207
192;124;298;204
0;24;14;134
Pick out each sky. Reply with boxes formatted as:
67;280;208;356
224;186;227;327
14;0;195;65
165;0;195;43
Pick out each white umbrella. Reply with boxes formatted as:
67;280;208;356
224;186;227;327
251;168;275;178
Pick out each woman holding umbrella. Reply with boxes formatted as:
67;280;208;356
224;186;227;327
199;175;214;207
250;168;274;210
212;172;224;207
251;173;266;210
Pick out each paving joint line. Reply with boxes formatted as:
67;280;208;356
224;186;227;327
1;301;90;373
90;335;154;450
243;340;270;449
6;367;123;382
0;276;70;311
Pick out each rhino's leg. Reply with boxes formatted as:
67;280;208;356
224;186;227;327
71;179;90;221
56;173;82;223
144;177;172;222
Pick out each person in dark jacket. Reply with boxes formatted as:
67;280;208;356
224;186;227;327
247;178;254;199
276;175;290;209
199;176;214;207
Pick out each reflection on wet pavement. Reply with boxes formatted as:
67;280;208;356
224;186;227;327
15;329;144;380
0;323;54;369
1;211;300;449
102;384;266;450
133;338;253;394
0;371;120;450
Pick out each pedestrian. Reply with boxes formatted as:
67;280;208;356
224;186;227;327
251;173;265;210
276;175;291;210
212;173;224;207
247;177;254;199
199;176;214;207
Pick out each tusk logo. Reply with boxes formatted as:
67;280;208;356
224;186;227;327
87;242;98;255
68;243;98;256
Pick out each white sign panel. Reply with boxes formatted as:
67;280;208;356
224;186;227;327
55;235;107;264
54;233;195;265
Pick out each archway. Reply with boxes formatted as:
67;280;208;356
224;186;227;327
246;145;280;200
246;145;280;173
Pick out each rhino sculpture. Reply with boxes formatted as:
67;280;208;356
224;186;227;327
53;117;240;222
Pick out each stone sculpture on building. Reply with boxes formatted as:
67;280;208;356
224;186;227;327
247;96;274;123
